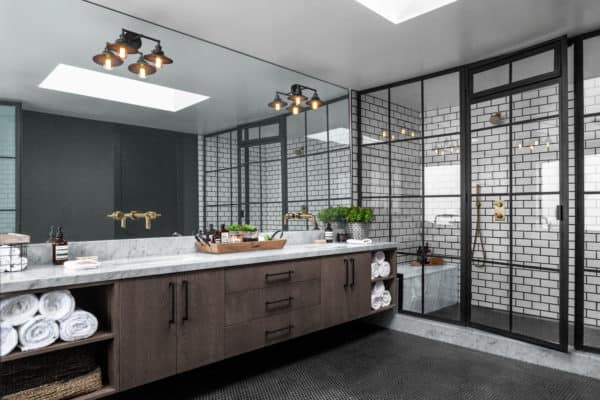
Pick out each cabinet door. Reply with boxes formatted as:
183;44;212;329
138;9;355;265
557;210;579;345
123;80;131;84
348;252;373;319
321;255;352;328
177;269;225;373
119;275;178;390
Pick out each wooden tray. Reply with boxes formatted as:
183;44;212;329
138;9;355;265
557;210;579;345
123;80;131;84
410;257;445;267
196;239;287;254
0;233;31;245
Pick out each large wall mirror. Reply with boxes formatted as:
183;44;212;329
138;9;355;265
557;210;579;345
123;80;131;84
0;0;349;243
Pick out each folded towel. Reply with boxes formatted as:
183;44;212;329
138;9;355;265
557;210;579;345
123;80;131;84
0;294;39;327
379;261;391;278
371;294;383;310
373;251;385;264
59;310;98;342
18;315;59;351
64;259;101;270
1;256;28;273
382;290;392;307
39;290;75;321
0;245;20;258
371;262;380;279
372;281;385;296
1;326;18;356
346;239;373;246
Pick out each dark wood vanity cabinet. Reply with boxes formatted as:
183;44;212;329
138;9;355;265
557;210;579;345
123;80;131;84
119;270;224;390
321;252;372;328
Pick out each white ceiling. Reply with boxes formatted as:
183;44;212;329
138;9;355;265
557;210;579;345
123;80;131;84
91;0;600;90
0;0;346;135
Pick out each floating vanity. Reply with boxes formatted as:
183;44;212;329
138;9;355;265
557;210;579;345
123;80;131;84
0;242;397;399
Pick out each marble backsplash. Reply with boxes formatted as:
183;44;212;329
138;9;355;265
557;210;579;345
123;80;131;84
26;230;323;265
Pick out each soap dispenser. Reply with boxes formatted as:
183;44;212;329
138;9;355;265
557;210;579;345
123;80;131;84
52;226;69;265
324;223;334;243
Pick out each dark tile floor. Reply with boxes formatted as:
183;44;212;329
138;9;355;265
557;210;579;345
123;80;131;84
111;323;600;400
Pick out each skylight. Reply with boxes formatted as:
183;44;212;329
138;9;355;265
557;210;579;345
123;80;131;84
355;0;458;24
39;64;209;112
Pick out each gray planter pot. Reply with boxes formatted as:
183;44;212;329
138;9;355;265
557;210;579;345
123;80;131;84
348;223;369;240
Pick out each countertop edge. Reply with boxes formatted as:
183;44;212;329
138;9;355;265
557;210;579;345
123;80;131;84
0;243;397;294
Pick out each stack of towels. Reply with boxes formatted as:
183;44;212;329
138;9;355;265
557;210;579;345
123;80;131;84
0;245;28;272
371;282;393;311
371;251;391;279
0;290;98;356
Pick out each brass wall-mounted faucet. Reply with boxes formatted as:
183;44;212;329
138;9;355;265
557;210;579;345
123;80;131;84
107;211;162;230
283;211;319;230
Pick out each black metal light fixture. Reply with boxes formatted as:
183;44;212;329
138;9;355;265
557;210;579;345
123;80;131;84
268;84;325;115
93;28;173;78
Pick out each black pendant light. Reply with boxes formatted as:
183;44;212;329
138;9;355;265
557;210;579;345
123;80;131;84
128;54;157;79
92;44;124;70
107;32;139;60
269;84;325;115
144;43;173;70
268;94;288;111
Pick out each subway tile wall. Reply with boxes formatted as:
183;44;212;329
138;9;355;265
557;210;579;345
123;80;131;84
0;105;16;233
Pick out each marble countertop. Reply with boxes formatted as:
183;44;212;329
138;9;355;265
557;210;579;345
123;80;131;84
1;242;397;294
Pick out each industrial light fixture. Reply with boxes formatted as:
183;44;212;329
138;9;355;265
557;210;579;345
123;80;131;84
268;84;325;115
93;28;173;78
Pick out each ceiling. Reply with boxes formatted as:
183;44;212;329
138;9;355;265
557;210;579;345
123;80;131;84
0;0;346;135
90;0;600;90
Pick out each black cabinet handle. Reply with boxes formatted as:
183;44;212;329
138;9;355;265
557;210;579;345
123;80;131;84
265;296;294;310
350;258;356;287
168;282;175;324
182;280;189;323
344;259;349;288
265;270;294;283
265;324;294;339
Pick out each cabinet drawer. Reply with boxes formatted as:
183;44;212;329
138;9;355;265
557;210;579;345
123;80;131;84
225;259;321;293
225;279;321;326
224;305;321;358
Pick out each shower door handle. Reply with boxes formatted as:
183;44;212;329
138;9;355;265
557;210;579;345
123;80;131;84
555;205;563;221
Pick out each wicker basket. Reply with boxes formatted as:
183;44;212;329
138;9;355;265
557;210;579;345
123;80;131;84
2;367;102;400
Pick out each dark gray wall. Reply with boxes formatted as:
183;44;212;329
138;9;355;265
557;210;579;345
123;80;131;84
22;111;198;242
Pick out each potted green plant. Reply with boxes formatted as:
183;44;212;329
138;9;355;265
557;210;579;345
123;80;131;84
225;224;258;242
344;207;374;240
317;207;349;231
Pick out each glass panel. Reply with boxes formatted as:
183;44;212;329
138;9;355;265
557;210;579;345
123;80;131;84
204;135;218;170
307;153;328;200
470;96;509;130
329;149;351;199
512;50;555;82
471;125;510;195
261;160;281;203
473;64;509;93
217;205;231;227
248;127;259;140
424;196;460;259
261;142;281;162
391;139;422;197
248;162;261;202
470;261;511;331
360;90;388;145
205;172;217;206
585;195;600;271
424;72;460;136
0;105;16;157
328;99;350;151
362;197;389;242
262;202;282;231
0;159;15;210
205;206;217;229
424;134;460;196
512;118;560;193
260;123;279;139
217;132;231;169
584;116;600;191
584;36;600;114
287;114;305;159
287;157;307;202
307;200;328;228
361;144;389;197
287;201;308;231
390;82;421;141
583;270;600;348
512;84;559;123
306;106;327;154
471;194;511;265
391;197;422;255
248;203;260;229
0;211;15;233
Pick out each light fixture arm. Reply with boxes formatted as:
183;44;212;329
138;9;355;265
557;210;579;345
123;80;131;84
121;28;161;46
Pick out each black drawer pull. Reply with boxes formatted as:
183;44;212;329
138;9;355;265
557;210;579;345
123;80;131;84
344;259;349;288
265;324;294;338
265;270;294;282
265;296;294;309
168;282;175;324
182;280;189;323
350;258;356;287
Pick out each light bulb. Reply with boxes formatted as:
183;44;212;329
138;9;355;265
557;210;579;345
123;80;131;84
103;58;112;70
546;142;550;149
275;103;281;112
401;128;406;135
410;131;416;137
292;105;300;115
518;143;522;149
139;66;146;79
382;131;388;138
118;46;127;59
529;144;534;151
155;56;163;69
311;101;319;110
534;140;539;146
435;149;439;155
294;97;301;106
391;134;396;141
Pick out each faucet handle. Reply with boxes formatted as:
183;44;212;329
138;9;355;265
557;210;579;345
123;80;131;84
143;211;161;230
107;211;124;220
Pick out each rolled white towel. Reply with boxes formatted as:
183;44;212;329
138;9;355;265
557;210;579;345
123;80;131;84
372;281;385;296
371;294;383;310
373;251;385;265
0;256;10;266
382;290;392;307
39;290;75;321
1;256;28;273
371;262;381;279
0;294;39;327
1;326;18;356
59;310;98;342
18;315;59;351
0;245;20;258
379;261;391;278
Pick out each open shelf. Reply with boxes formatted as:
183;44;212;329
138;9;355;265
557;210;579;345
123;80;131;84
73;386;116;400
0;331;114;363
370;304;396;314
371;275;396;283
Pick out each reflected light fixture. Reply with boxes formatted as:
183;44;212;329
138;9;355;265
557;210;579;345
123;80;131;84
269;84;325;115
93;28;173;79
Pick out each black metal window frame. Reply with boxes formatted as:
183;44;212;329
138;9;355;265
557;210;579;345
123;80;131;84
0;101;21;233
201;96;352;232
358;36;572;352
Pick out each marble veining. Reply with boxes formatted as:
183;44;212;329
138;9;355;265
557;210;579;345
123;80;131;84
398;263;459;313
1;241;396;294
